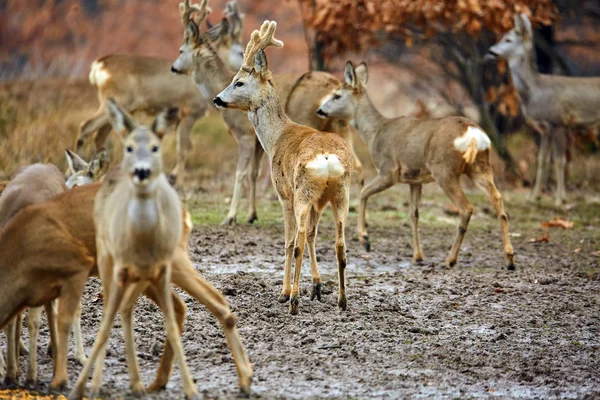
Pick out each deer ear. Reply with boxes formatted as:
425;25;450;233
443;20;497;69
187;20;200;43
89;148;110;180
344;61;357;87
520;13;533;40
254;49;268;76
355;62;368;86
106;98;136;136
152;107;179;139
205;18;230;42
65;149;88;174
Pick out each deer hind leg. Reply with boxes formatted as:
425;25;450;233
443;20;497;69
551;127;568;206
279;198;297;303
120;282;149;396
44;302;58;376
358;172;395;252
290;200;311;315
77;107;109;149
4;317;19;386
530;133;551;201
171;257;252;394
25;307;43;385
470;170;516;270
409;184;424;263
307;206;324;302
171;114;196;187
222;135;255;226
246;137;264;224
435;174;473;268
71;301;86;365
145;288;186;393
331;188;350;311
0;335;4;377
155;264;199;400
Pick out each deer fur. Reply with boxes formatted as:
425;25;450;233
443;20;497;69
171;0;362;225
317;62;515;270
214;21;354;315
488;14;600;205
68;99;251;400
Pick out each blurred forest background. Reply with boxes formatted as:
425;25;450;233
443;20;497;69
0;0;599;188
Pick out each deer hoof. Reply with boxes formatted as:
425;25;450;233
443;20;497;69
50;378;68;392
289;296;300;315
338;295;348;311
4;375;18;388
25;378;38;389
147;381;167;393
246;212;258;224
310;282;323;301
442;260;456;269
278;292;290;303
186;392;202;400
221;215;236;226
360;235;371;252
130;382;146;397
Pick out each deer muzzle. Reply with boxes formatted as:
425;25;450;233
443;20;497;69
316;108;328;118
213;96;228;109
132;166;152;183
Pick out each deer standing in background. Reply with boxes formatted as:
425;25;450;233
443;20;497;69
318;62;515;270
214;21;353;315
487;14;600;205
75;2;244;186
68;99;251;400
172;0;363;225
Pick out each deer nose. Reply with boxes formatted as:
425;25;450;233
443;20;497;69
133;167;152;182
213;96;228;109
317;108;328;118
171;66;181;74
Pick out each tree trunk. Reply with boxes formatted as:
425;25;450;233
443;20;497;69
311;33;327;71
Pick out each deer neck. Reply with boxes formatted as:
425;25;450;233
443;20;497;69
247;82;290;156
126;182;160;235
507;48;540;106
354;92;386;146
192;54;235;102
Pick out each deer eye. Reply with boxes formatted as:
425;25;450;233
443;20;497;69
235;81;244;88
506;38;513;43
152;145;159;153
126;146;133;153
333;94;341;101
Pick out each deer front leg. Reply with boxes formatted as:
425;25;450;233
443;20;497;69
156;264;199;400
279;198;296;303
222;134;255;225
306;206;324;302
171;113;196;187
530;133;550;201
358;172;395;252
551;127;568;206
71;302;87;365
171;258;252;395
290;201;311;315
44;302;58;375
246;137;264;224
0;336;4;377
25;307;43;385
120;282;149;396
4;318;18;386
409;184;424;263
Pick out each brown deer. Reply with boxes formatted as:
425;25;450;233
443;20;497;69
0;164;66;386
74;2;244;186
214;21;354;315
67;99;251;400
171;0;362;225
317;62;515;270
487;14;600;205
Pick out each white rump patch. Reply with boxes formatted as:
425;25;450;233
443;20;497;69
89;61;110;87
453;126;491;152
305;154;345;179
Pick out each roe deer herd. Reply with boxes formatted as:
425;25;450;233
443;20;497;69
0;3;595;399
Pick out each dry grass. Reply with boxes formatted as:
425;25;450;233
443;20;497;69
1;78;598;195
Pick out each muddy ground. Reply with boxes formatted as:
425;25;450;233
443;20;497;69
1;187;599;399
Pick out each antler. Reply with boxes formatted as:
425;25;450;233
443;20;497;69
224;0;244;42
179;0;211;28
242;20;284;69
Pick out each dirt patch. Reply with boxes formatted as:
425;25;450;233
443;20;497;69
2;209;599;399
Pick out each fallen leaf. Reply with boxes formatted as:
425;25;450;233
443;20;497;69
573;248;581;253
541;217;574;229
493;288;505;293
529;231;550;243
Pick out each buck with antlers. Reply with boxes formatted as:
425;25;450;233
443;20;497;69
487;14;600;205
214;21;354;315
68;99;252;399
318;62;515;270
75;2;245;186
172;0;362;225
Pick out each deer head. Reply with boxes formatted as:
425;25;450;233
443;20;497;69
65;149;110;188
172;0;244;74
487;13;534;62
213;20;283;111
224;0;245;69
105;99;177;191
317;61;368;119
